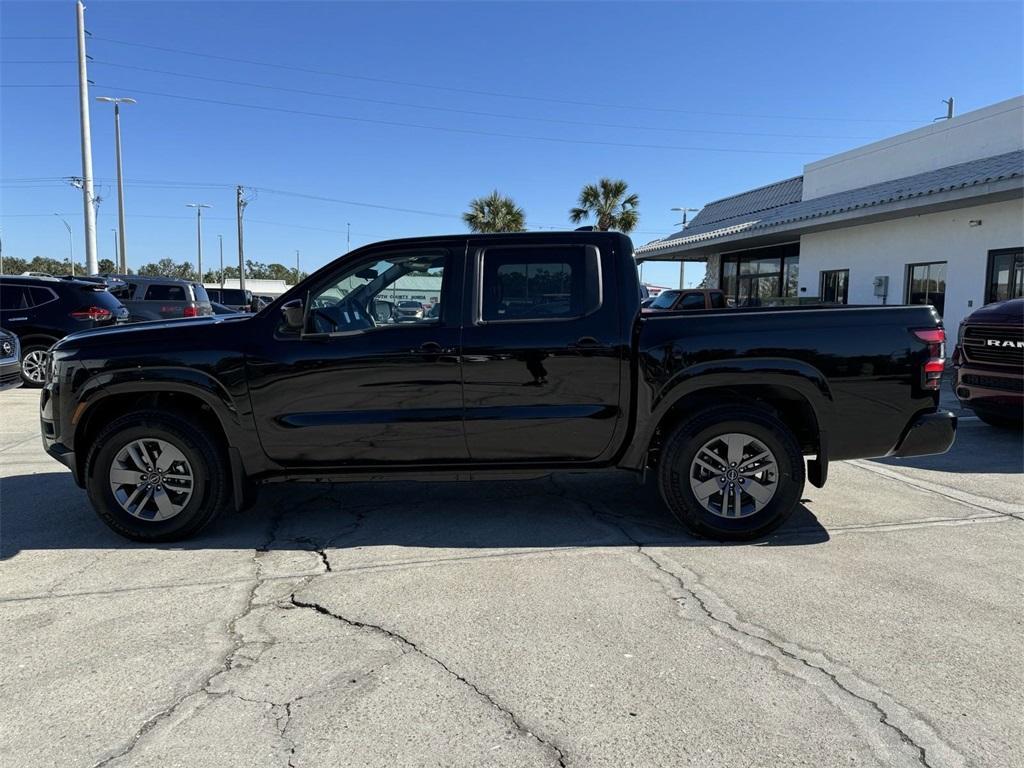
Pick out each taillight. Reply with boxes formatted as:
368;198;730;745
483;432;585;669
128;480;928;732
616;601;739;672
913;328;946;390
183;305;199;318
70;306;113;321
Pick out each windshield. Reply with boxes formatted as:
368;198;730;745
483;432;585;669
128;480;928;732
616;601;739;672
650;291;680;309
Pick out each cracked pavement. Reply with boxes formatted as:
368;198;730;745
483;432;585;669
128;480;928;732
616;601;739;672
1;387;1022;767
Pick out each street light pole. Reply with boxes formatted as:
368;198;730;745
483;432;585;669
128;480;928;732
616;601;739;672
54;213;74;276
670;207;699;289
218;234;224;287
95;97;136;274
186;203;211;279
111;228;118;271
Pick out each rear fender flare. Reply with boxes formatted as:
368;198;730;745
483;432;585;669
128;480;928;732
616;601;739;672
624;357;833;472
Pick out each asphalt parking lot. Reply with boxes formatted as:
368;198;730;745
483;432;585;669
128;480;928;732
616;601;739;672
1;385;1021;768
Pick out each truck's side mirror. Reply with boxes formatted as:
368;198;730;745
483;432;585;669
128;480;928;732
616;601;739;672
281;298;304;330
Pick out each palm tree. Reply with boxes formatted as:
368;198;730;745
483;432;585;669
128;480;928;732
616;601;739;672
569;178;639;233
463;191;526;233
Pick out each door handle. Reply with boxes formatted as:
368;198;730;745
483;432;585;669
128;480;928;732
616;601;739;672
572;336;602;348
412;341;455;355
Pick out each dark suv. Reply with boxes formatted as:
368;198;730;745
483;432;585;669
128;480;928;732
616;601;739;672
0;275;127;386
953;298;1023;428
107;276;213;322
205;287;253;313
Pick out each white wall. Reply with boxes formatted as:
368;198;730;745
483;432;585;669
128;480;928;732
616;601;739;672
802;97;1024;199
798;198;1024;332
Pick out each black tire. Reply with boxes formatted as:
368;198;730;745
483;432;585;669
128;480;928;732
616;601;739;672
19;342;52;388
974;410;1022;430
658;405;805;541
85;410;229;542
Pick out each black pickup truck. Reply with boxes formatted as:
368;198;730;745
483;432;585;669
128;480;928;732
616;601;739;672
40;231;955;542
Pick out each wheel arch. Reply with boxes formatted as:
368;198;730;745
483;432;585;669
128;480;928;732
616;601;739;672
622;359;832;486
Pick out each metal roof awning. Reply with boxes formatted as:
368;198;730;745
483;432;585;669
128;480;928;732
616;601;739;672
636;150;1024;261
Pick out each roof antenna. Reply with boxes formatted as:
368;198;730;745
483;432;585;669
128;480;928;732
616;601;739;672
934;97;954;121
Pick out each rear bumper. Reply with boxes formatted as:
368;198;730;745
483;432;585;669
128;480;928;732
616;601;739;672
890;410;957;458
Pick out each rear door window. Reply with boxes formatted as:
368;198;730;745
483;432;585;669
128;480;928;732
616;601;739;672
1;284;32;309
709;292;727;309
143;284;187;301
479;244;600;322
192;284;210;303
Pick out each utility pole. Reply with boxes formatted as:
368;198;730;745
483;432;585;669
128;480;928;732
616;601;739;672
295;249;300;284
218;234;224;287
111;228;117;271
671;207;699;288
95;97;135;273
236;185;247;291
75;0;98;275
186;203;211;279
346;222;351;253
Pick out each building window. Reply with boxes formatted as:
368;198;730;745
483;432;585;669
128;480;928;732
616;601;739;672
820;269;849;304
986;248;1023;304
719;242;799;306
905;262;947;317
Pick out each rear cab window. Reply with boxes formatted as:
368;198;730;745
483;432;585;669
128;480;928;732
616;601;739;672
478;244;601;322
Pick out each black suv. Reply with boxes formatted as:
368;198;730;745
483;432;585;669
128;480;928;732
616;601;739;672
106;276;213;322
0;275;128;386
205;287;253;313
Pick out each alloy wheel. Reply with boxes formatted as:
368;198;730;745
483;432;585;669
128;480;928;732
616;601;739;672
689;432;779;519
21;350;47;384
108;438;195;521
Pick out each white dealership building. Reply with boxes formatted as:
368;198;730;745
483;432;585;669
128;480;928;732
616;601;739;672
636;96;1024;334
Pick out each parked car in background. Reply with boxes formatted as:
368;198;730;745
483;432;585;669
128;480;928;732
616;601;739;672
395;300;425;321
211;301;243;315
645;289;728;311
206;288;253;313
0;275;127;386
107;276;213;322
41;231;955;542
953;297;1023;428
0;328;22;391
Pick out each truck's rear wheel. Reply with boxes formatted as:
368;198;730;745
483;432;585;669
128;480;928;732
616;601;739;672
85;411;229;542
658;406;805;540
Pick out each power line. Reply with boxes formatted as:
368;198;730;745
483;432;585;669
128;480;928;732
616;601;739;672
89;61;878;142
90;84;832;157
0;84;77;88
88;36;923;125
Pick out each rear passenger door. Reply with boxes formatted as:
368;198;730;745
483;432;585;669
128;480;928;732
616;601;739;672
460;240;623;462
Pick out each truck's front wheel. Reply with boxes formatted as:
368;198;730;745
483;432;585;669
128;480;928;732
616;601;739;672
85;411;229;542
658;406;805;540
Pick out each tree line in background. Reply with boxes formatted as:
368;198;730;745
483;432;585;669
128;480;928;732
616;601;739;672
136;259;307;285
0;255;306;285
463;177;640;234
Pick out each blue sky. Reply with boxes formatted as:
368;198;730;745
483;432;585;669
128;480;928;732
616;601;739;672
2;1;1021;287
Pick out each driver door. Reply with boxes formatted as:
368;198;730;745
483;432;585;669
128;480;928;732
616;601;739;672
245;244;466;467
